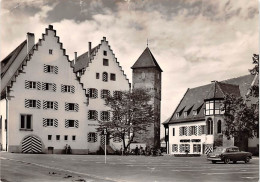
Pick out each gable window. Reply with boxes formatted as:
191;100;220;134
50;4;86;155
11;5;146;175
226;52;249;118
88;132;97;143
172;128;175;136
103;51;107;56
69;103;74;110
29;81;36;89
49;49;53;54
64;135;68;141
29;100;36;108
47;65;54;73
193;110;197;116
217;120;222;134
72;135;76;141
47;119;54;126
48;135;52;140
47;101;54;109
25;99;40;109
56;135;60;140
42;82;56;92
65;103;79;112
68;120;75;127
20;114;32;130
176;113;180;118
96;73;100;79
183;112;188;118
110;73;116;81
103;72;108;82
88;88;98;98
103;59;109;66
64;85;71;92
44;64;58;74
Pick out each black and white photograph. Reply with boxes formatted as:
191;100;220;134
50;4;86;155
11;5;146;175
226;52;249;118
0;0;259;181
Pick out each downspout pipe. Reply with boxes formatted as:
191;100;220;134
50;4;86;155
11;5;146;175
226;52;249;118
5;87;9;152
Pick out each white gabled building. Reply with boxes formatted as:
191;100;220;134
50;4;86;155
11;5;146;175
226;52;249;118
73;38;131;153
163;75;259;155
0;25;89;154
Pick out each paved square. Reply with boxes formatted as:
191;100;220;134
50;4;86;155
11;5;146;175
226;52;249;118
0;152;259;182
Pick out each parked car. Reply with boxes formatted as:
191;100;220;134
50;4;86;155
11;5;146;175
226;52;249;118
207;146;252;164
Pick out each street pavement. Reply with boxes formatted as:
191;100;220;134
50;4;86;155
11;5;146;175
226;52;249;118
0;152;259;182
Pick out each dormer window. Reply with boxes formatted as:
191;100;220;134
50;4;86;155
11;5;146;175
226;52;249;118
176;113;180;118
193;110;197;116
183;112;188;118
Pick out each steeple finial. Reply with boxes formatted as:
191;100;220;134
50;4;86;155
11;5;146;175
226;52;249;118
147;38;149;47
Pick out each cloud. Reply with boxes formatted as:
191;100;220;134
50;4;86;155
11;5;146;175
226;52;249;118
1;0;258;125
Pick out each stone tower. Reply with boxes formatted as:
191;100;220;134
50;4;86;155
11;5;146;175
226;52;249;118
131;47;162;149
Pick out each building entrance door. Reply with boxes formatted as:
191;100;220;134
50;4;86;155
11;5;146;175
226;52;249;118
21;135;42;153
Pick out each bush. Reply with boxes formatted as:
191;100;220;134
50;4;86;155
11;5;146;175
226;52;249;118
174;154;201;157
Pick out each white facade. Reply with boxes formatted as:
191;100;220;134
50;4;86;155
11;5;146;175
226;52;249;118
2;26;90;154
78;37;130;152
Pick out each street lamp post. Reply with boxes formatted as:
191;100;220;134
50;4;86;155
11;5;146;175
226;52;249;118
104;128;107;164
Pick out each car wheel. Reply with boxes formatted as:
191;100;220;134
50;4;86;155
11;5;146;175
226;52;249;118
224;158;230;164
245;157;250;163
233;161;237;164
212;161;216;164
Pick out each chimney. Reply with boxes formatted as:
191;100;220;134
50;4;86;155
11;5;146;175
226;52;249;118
74;52;77;65
211;80;217;83
88;42;92;58
27;32;35;54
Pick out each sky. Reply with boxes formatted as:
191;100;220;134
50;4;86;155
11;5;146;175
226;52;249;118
1;0;259;129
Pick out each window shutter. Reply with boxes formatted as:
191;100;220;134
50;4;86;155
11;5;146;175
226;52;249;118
61;84;65;92
107;112;110;121
101;90;104;98
25;80;29;89
75;103;79;112
43;64;47;73
65;103;69;111
88;111;90;119
87;133;91;142
184;127;187;136
43;118;47;127
179;127;182;136
54;102;58;110
25;99;30;108
65;120;69;128
188;126;192;136
53;83;56;92
75;120;79;128
37;100;41;109
71;86;75;93
94;111;98;120
94;133;97;142
42;82;46;90
54;66;58;74
198;125;202;136
94;89;98;98
37;82;41;90
54;119;58;127
100;111;104;121
195;126;198;136
43;100;47;109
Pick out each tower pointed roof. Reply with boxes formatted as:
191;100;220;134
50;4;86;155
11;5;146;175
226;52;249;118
131;47;162;72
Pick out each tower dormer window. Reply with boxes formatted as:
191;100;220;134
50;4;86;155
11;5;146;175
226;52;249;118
103;59;109;66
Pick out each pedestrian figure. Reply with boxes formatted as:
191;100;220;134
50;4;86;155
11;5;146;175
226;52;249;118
68;145;71;154
65;144;68;154
140;145;143;155
135;145;138;155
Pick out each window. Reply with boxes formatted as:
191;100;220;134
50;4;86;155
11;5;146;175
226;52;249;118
68;120;75;127
101;111;109;121
217;120;222;134
47;101;54;109
47;65;54;73
103;50;107;56
103;59;109;66
64;135;68;141
72;135;76;141
179;127;186;136
201;125;206;134
49;49;53;54
88;110;97;120
172;144;178;152
103;72;108;82
205;101;214;115
48;135;52;140
191;126;197;135
29;100;36;108
183;112;188;118
172;128;175;136
176;113;180;118
47;119;54;126
29;81;36;89
101;89;109;99
44;83;54;91
88;132;97;143
110;73;116;81
69;103;75;110
193;144;201;153
64;85;71;92
207;118;213;135
113;91;122;99
20;115;32;130
56;135;60;140
180;144;190;153
193;110;197;116
113;111;121;121
88;88;97;98
96;73;100;79
215;100;223;114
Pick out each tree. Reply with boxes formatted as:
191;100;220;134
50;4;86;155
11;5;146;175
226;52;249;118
96;88;154;152
222;54;259;148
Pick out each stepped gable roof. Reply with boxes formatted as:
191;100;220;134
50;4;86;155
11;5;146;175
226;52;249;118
1;40;27;78
73;46;98;72
131;47;163;72
166;74;256;125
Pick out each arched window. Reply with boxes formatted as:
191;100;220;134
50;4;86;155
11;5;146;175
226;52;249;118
217;120;221;133
103;72;108;82
207;118;213;135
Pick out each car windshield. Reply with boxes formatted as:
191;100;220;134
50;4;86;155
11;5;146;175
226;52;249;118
214;147;225;152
